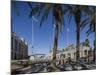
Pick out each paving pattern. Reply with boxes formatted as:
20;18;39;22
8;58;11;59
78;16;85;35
11;60;96;74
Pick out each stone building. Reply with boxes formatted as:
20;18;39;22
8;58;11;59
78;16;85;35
11;32;28;60
47;44;92;62
29;54;46;61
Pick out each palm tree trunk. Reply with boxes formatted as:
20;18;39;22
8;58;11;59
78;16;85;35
76;23;80;61
93;39;96;62
52;21;59;66
75;9;81;61
93;48;96;62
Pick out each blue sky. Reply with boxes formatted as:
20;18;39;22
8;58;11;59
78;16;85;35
12;1;95;55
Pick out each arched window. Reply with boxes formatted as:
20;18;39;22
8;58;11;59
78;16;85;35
14;53;17;59
63;54;65;58
84;50;87;56
74;52;76;59
68;53;71;58
88;50;91;55
11;52;13;59
60;54;65;58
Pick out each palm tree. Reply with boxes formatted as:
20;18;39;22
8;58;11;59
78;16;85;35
80;6;96;62
11;1;20;26
83;39;90;47
81;6;96;36
29;3;66;67
11;1;20;16
66;5;89;61
82;39;90;62
93;39;96;62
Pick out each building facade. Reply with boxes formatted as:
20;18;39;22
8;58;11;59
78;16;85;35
11;32;28;60
29;54;45;61
47;44;92;62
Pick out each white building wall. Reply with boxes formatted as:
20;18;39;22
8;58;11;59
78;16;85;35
47;45;90;62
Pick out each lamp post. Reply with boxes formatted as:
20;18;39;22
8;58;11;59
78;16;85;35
31;16;38;54
67;28;69;47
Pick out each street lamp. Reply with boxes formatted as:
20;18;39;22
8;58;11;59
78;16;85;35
67;28;69;47
31;16;38;54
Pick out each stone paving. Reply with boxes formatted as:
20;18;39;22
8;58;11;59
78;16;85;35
11;61;96;74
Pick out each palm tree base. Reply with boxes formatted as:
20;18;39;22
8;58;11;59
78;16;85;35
49;63;60;71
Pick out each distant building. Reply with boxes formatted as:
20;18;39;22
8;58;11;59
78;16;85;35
47;44;92;62
29;54;46;61
11;32;28;60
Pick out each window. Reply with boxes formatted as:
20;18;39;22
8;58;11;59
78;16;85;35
11;37;13;49
15;39;17;50
14;53;17;59
68;53;71;58
11;52;13;59
88;50;91;56
60;54;65;58
84;50;87;56
74;53;76;58
63;54;65;58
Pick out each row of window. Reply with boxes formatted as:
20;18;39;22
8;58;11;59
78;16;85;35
56;50;89;59
11;36;28;60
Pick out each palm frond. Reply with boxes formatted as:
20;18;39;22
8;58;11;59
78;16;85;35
12;1;20;16
29;7;40;17
37;4;45;17
40;5;52;27
86;26;94;36
80;18;90;30
86;7;96;36
27;2;33;9
65;5;74;24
